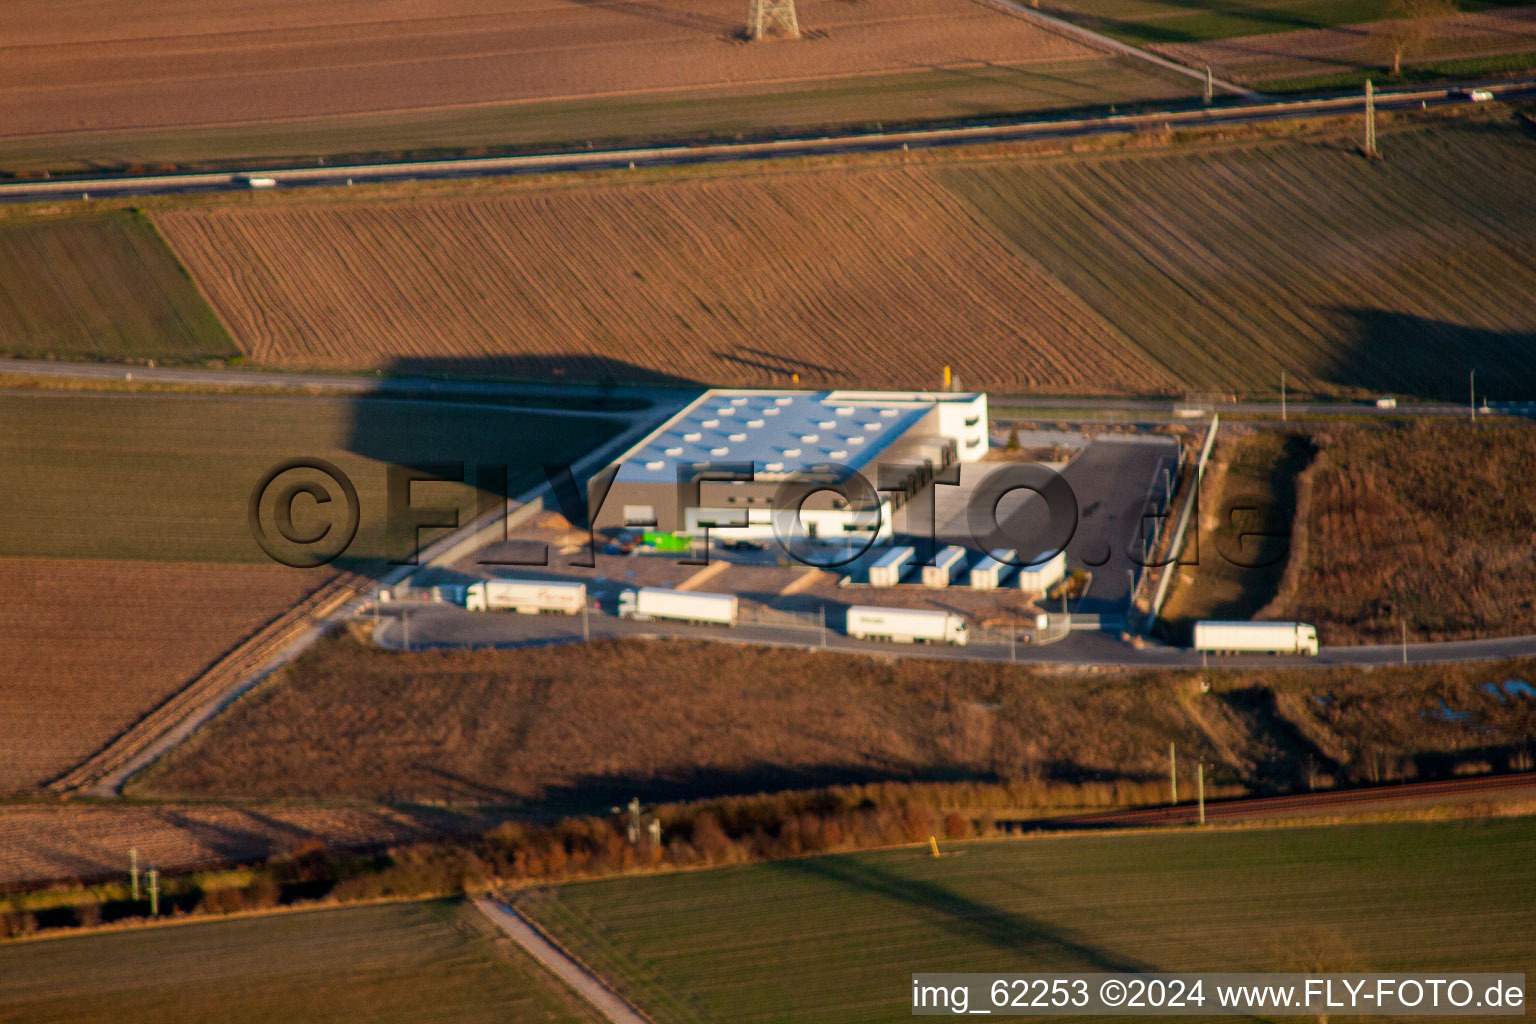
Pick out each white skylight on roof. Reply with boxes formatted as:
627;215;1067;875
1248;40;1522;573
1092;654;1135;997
684;432;702;442
747;420;764;428
702;419;719;428
775;396;793;405
801;434;819;443
729;433;746;442
711;447;729;456
665;446;683;456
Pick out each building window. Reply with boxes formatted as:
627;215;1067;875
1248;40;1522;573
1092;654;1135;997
623;505;657;527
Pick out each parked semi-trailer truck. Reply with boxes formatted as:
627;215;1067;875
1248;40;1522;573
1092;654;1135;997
465;579;586;614
847;606;969;646
618;588;737;626
1193;620;1319;656
922;546;968;588
869;546;915;588
968;548;1018;590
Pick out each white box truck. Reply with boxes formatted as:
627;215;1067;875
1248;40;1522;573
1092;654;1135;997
922;546;968;588
1193;620;1319;656
968;548;1018;590
847;606;969;646
869;546;915;588
465;579;586;614
618;588;737;626
1018;549;1066;596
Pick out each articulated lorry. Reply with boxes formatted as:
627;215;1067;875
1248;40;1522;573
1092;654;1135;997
847;606;969;646
1193;620;1319;656
465;579;586;614
618;588;737;626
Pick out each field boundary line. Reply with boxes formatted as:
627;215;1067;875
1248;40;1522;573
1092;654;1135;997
976;0;1262;98
474;897;654;1024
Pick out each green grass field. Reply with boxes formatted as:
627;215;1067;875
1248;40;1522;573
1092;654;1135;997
0;393;617;563
0;900;602;1024
938;118;1536;398
1040;0;1531;45
524;819;1536;1023
0;211;234;364
0;60;1191;181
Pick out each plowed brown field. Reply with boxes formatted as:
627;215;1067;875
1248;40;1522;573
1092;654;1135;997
0;803;504;888
0;0;1096;138
1153;8;1536;84
156;170;1167;392
0;558;324;793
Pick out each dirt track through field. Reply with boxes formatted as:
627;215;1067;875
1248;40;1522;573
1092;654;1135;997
0;0;1099;137
0;558;324;793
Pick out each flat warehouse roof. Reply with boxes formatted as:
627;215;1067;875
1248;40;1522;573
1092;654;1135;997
612;389;980;484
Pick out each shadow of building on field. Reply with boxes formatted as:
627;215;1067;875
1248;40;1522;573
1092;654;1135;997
318;354;700;571
1322;309;1536;400
769;854;1152;971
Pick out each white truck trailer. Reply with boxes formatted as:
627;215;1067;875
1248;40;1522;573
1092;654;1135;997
465;579;586;614
922;546;968;588
618;588;737;626
1017;549;1067;597
1193;620;1319;656
846;606;969;646
968;548;1018;590
869;546;915;588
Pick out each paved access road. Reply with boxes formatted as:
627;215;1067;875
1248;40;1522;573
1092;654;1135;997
473;898;649;1024
375;600;1536;670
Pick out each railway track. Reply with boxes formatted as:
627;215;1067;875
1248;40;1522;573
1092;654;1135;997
1033;772;1536;830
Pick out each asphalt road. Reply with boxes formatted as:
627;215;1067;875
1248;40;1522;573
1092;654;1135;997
9;358;1525;421
3;79;1531;204
374;601;1536;669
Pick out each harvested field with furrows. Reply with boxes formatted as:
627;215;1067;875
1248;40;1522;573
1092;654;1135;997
0;803;508;889
939;119;1536;397
158;118;1536;397
0;558;325;793
1152;7;1536;84
0;0;1099;139
1268;423;1536;644
156;170;1167;392
134;633;1536;806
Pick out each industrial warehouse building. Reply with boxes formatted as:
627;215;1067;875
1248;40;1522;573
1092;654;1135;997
592;389;989;544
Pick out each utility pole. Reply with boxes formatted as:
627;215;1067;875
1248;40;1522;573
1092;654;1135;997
627;797;642;845
1169;743;1178;804
1470;369;1477;422
820;605;828;648
129;848;140;901
1204;66;1213;104
1402;618;1408;664
1280;370;1287;423
402;609;409;652
747;0;799;39
148;867;160;917
1197;764;1206;826
582;600;590;643
1364;79;1377;157
1009;629;1016;664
